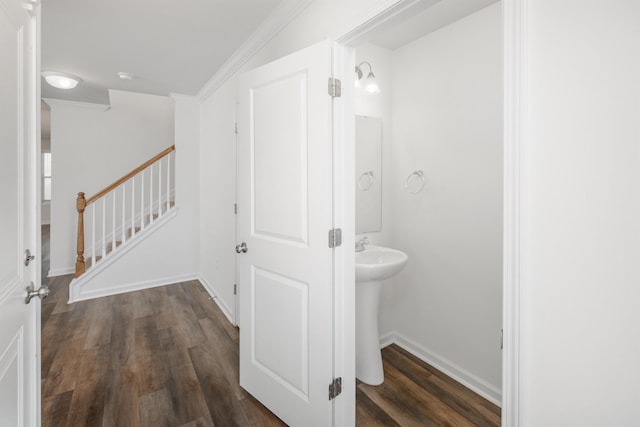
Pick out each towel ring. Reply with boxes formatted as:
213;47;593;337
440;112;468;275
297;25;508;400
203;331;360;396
405;170;425;194
358;171;374;191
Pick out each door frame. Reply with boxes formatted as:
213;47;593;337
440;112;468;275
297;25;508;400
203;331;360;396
28;3;42;426
330;42;356;427
334;0;527;425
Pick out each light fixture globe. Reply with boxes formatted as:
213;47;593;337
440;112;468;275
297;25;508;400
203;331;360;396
41;71;81;90
355;61;381;94
363;72;381;94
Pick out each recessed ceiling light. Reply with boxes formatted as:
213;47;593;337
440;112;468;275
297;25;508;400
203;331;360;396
118;72;134;80
41;71;81;90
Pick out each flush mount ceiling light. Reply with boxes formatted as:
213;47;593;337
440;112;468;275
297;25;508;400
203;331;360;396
41;71;81;90
117;72;134;80
355;61;381;94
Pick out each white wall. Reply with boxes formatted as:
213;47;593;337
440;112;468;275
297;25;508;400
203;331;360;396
389;3;503;401
521;1;640;424
198;81;237;322
47;90;175;276
75;95;200;297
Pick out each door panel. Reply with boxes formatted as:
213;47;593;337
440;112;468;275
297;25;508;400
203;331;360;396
252;71;308;245
0;0;21;291
0;0;38;426
253;267;308;397
237;40;335;426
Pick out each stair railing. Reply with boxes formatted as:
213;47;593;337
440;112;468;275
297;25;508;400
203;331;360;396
75;145;176;278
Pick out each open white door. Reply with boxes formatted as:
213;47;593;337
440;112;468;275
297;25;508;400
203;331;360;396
236;40;337;426
0;0;41;426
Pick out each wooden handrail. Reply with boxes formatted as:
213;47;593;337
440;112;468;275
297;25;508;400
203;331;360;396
85;145;175;206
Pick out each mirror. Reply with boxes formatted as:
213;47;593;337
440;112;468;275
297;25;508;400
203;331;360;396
356;116;382;233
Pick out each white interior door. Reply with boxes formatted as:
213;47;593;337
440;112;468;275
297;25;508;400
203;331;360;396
236;40;336;426
0;0;40;426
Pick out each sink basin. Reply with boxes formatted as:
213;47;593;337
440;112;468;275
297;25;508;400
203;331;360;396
355;245;408;282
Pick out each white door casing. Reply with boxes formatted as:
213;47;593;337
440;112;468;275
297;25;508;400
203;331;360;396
236;40;336;426
0;0;39;426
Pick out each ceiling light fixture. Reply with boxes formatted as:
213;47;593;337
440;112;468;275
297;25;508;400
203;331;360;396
355;61;381;94
41;71;81;90
117;72;134;80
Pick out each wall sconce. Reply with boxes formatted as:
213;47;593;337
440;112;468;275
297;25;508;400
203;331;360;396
355;61;381;94
41;71;82;90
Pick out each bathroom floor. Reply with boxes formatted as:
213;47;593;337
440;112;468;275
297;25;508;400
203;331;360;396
357;345;500;426
40;274;499;426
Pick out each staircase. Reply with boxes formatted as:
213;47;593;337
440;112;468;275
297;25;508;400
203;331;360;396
70;145;176;296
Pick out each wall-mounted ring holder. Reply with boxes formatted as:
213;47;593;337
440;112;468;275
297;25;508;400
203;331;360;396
405;170;425;194
358;171;374;191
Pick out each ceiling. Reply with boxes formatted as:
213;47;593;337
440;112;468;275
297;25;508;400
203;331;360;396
41;0;500;105
41;0;283;104
368;0;500;50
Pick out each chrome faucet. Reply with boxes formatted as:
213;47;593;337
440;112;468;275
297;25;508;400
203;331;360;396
355;236;369;252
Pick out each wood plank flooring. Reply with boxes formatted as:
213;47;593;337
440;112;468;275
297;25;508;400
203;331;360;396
41;275;500;426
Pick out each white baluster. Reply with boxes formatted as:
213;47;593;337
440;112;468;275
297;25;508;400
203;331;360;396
150;164;154;224
102;197;106;259
131;176;136;237
91;204;96;266
112;191;116;252
167;153;171;212
141;170;145;231
158;159;163;217
122;184;126;243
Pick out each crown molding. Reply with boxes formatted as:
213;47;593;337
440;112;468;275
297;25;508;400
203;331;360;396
169;93;198;102
337;0;434;46
42;98;110;111
197;0;313;102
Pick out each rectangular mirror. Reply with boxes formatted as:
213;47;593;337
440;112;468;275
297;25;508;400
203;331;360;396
356;115;382;233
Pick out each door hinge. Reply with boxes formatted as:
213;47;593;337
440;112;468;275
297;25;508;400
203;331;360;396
234;284;237;295
234;203;238;214
328;228;342;248
328;77;342;98
500;328;503;350
329;377;342;400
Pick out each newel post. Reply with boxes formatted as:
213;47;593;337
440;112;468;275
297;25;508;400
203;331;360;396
75;192;86;278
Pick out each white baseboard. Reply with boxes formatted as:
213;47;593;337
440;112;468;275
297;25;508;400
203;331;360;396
378;331;395;348
48;267;74;277
380;331;502;407
198;274;235;326
71;272;199;303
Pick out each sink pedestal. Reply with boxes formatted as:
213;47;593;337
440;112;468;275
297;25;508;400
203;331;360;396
355;245;408;386
356;279;384;385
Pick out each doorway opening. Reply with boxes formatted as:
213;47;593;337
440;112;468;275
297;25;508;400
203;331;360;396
346;1;503;424
42;101;52;284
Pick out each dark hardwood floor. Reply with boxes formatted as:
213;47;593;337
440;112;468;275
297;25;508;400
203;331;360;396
41;275;500;426
357;346;500;426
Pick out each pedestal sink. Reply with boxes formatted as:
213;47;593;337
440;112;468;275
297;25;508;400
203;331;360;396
355;245;408;385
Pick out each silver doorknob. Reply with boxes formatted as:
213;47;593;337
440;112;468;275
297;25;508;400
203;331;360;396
25;282;50;304
235;242;248;253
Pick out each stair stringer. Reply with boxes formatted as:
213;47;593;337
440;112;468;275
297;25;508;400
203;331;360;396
68;207;181;302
